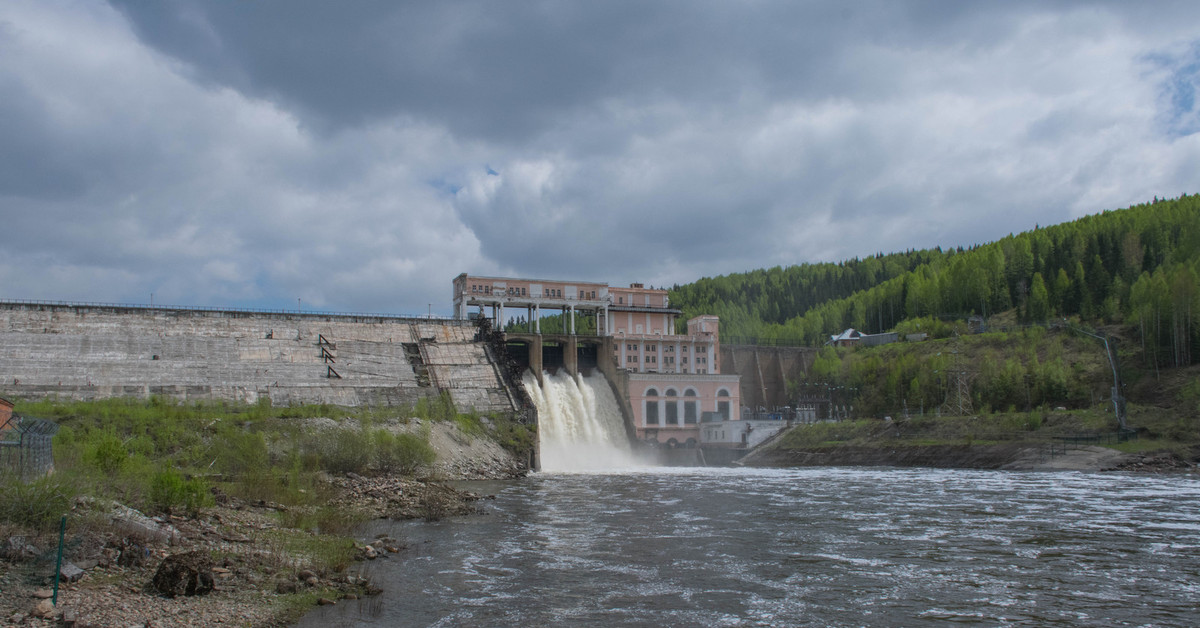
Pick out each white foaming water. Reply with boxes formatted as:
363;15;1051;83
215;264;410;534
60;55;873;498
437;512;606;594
522;370;643;472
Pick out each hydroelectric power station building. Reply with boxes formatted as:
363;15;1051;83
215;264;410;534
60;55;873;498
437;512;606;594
453;274;741;448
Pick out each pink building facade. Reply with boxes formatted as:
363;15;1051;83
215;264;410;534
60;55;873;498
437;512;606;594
627;373;740;448
453;275;742;448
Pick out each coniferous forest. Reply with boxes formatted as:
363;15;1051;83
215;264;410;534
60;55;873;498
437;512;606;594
671;195;1200;370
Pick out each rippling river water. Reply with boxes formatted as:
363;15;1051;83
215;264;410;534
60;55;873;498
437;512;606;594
298;467;1200;627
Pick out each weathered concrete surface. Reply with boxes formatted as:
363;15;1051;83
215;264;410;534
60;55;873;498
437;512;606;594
721;345;817;410
0;303;514;413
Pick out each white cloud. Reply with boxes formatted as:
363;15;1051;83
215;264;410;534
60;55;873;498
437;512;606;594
1;0;1198;314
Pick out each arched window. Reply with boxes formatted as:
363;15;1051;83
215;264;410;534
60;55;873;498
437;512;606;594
718;388;731;421
683;389;698;424
664;389;678;426
645;388;659;397
645;399;659;425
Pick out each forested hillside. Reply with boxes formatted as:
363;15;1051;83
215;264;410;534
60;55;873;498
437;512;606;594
672;195;1200;367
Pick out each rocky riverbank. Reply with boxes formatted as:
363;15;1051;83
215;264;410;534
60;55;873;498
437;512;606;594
0;420;528;627
0;472;511;627
740;440;1199;474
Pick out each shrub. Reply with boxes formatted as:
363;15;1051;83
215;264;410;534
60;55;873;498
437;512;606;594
87;431;128;475
373;430;435;475
0;475;75;532
413;393;457;422
320;430;371;475
149;468;212;516
453;413;486;438
215;428;269;476
279;505;368;536
491;416;536;459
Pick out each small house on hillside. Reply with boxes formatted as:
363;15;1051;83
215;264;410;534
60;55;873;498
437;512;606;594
829;329;862;346
828;329;899;348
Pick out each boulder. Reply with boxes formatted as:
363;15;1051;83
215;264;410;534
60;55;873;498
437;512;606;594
116;541;150;568
150;551;215;598
31;599;55;619
4;536;40;561
110;503;180;544
59;562;85;583
296;569;318;582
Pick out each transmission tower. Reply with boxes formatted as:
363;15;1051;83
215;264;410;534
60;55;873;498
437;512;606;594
940;337;975;417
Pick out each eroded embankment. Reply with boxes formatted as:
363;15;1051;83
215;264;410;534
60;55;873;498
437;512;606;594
741;439;1200;473
741;443;1030;469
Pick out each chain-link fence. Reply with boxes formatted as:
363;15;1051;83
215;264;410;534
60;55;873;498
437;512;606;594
0;414;58;478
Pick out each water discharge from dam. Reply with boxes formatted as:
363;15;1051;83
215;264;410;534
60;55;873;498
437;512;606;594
522;370;644;472
299;468;1200;627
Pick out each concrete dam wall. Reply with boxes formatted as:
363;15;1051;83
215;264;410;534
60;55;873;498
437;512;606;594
0;302;516;413
721;344;818;410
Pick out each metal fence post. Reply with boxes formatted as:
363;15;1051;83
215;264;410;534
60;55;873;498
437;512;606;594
53;515;66;606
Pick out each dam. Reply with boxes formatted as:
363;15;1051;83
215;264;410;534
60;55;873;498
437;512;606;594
2;275;813;465
0;301;516;414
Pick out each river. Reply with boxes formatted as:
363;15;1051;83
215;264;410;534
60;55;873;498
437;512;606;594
297;466;1200;627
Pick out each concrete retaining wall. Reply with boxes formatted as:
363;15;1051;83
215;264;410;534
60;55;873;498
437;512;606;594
721;345;817;410
0;303;515;413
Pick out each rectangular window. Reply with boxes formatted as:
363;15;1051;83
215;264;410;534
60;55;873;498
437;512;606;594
684;401;697;424
665;401;678;425
645;402;659;425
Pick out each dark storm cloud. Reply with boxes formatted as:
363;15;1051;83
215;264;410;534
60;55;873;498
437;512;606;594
106;1;1050;141
1;0;1198;314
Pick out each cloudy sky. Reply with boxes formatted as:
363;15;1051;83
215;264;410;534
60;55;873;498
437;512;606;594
1;1;1197;316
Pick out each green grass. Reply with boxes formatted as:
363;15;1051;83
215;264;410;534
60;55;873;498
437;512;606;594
773;402;1168;454
1109;439;1193;456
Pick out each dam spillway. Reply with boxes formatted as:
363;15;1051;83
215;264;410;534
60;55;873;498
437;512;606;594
522;370;642;472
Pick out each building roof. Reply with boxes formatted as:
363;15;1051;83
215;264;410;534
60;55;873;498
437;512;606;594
830;328;861;342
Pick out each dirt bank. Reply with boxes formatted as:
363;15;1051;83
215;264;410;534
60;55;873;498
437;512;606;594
741;440;1199;474
740;442;1134;472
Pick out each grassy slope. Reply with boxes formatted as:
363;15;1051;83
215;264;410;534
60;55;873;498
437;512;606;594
768;316;1200;463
